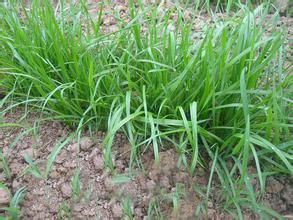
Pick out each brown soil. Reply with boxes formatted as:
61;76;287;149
0;108;292;219
0;109;219;219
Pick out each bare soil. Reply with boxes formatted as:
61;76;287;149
0;109;292;219
0;110;219;219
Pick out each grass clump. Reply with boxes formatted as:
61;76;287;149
0;0;292;218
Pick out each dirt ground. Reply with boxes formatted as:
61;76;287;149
0;108;292;219
0;109;221;219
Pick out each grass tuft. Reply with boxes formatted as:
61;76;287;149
0;0;292;217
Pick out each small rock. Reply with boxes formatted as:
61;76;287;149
60;183;71;198
0;188;10;206
93;155;104;171
266;177;284;193
112;203;123;218
80;137;94;151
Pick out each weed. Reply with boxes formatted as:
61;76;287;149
122;197;134;220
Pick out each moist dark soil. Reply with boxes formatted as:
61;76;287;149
0;109;292;219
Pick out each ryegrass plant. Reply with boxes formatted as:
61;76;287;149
0;0;292;217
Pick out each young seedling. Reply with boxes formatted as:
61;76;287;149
70;169;81;199
122;197;134;220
